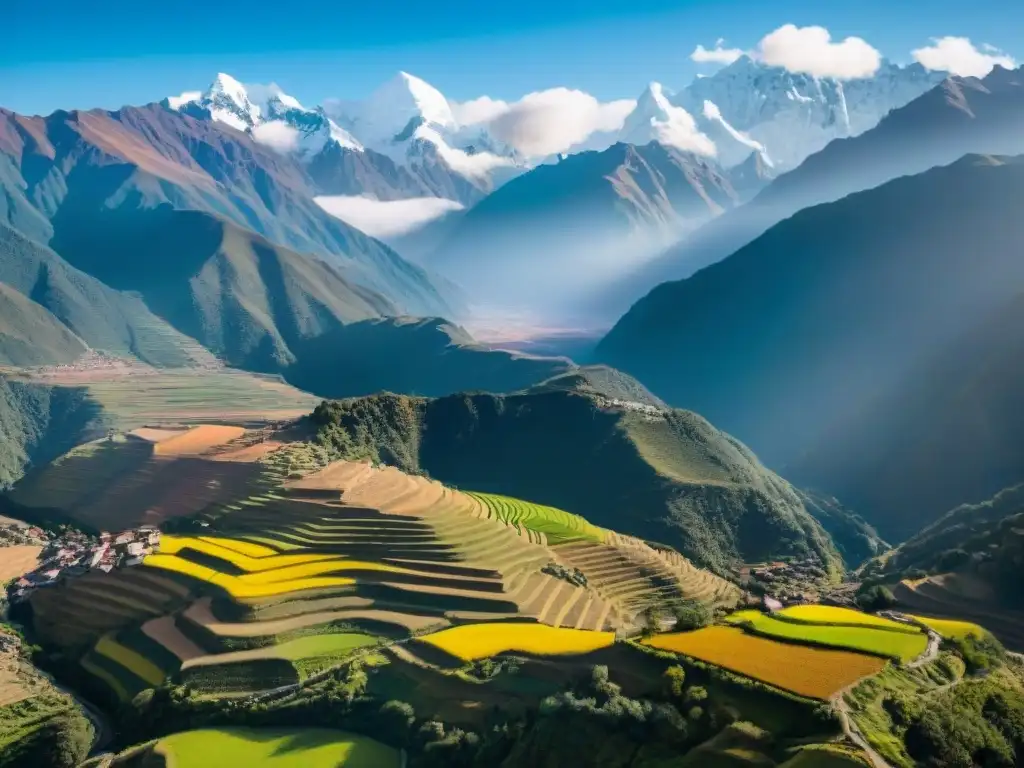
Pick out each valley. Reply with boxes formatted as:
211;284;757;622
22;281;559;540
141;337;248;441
2;10;1024;767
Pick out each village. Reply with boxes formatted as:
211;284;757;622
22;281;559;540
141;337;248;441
5;524;161;602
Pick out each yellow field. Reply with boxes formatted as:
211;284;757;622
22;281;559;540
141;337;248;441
420;622;615;661
158;535;336;571
644;627;886;699
777;605;915;632
143;555;356;599
907;615;988;640
196;537;278;558
95;634;166;687
81;655;129;701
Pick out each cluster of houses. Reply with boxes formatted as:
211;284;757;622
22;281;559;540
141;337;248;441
7;526;161;602
736;557;829;608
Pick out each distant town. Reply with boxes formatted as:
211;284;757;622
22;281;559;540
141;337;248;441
5;524;160;602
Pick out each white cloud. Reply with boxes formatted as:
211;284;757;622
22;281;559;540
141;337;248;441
912;37;1016;78
451;96;510;126
756;24;881;79
479;88;635;156
167;90;201;109
251;120;300;152
691;42;745;65
314;195;464;238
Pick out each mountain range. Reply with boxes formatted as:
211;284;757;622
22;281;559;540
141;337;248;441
598;152;1024;537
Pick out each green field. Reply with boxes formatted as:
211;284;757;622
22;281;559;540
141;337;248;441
725;610;928;662
466;491;606;544
152;727;400;767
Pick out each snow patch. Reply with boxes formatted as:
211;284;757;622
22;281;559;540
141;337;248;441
701;100;773;166
619;83;716;156
314;195;464;238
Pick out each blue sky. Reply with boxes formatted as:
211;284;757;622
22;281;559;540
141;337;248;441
3;0;1018;115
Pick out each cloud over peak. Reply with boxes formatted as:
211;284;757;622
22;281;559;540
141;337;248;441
912;37;1016;78
756;24;881;80
456;88;635;156
691;42;745;65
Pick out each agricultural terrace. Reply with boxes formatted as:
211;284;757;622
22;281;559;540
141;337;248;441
466;492;606;544
419;622;615;662
148;727;400;767
725;610;928;662
644;626;887;699
183;633;379;681
8;437;266;531
13;366;318;429
776;605;919;632
906;615;988;641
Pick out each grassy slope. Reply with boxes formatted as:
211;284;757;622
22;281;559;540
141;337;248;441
284;316;573;400
0;379;107;488
0;222;194;367
312;389;843;576
597;157;1024;541
49;207;395;373
867;484;1024;608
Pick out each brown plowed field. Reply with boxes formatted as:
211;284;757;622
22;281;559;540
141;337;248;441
285;460;374;491
153;425;247;456
185;596;446;636
0;546;41;583
142;616;206;662
129;428;187;443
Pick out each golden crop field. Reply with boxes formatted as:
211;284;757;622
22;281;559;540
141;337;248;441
907;615;988;640
777;605;917;633
644;626;887;699
420;622;615;661
725;610;928;662
196;537;278;558
158;535;337;572
143;554;356;599
95;634;166;687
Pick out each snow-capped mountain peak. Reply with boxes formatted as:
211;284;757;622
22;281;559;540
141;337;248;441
202;73;261;130
166;73;363;155
354;71;458;145
618;82;716;157
674;56;946;170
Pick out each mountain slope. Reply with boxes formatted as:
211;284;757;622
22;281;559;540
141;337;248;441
0;222;199;367
0;103;455;317
790;289;1024;541
615;66;1024;309
597;155;1024;481
311;388;843;576
0;379;106;488
430;141;741;322
49;206;394;371
283;316;572;398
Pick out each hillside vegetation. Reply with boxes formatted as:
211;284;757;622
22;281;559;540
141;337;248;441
51;207;396;373
598;155;1024;540
0;223;196;367
311;387;843;575
283;317;572;399
0;379;106;488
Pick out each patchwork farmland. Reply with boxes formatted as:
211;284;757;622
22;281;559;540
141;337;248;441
19;429;737;702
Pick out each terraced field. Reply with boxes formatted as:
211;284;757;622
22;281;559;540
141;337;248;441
103;727;400;767
8;434;269;531
465;492;605;544
644;626;887;699
725;610;928;662
894;574;1024;651
417;622;615;663
26;448;732;699
906;615;988;640
12;366;318;429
